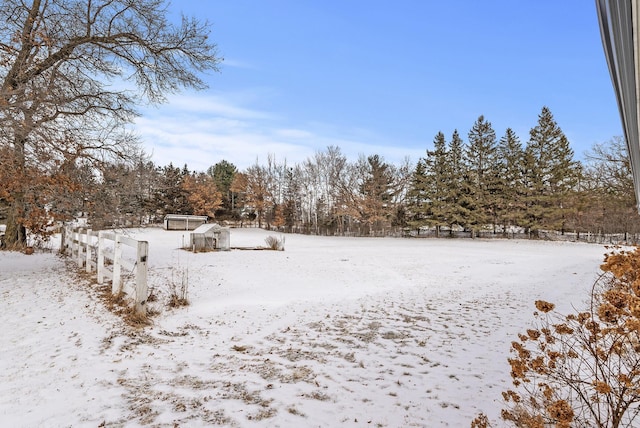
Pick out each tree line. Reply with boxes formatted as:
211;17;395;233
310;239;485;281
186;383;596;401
6;106;637;241
1;1;635;245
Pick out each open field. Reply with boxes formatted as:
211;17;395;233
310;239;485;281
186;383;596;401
0;228;609;427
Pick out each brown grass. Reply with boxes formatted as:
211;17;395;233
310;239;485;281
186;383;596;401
97;285;151;327
167;268;189;308
167;294;189;308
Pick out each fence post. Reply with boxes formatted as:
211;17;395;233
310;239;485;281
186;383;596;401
135;240;149;315
76;228;84;267
60;227;66;255
97;231;105;284
85;228;92;273
112;234;122;295
66;226;73;254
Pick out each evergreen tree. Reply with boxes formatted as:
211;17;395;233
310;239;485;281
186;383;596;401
207;160;237;218
358;154;394;232
424;132;449;235
444;130;471;233
524;106;580;234
465;115;498;234
407;159;430;232
155;163;190;216
496;128;525;233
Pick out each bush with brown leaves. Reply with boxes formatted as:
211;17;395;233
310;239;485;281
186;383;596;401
474;247;640;428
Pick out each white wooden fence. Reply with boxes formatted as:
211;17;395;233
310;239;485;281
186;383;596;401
61;227;149;315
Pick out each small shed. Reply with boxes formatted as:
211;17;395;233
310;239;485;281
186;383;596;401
164;214;208;231
189;224;231;252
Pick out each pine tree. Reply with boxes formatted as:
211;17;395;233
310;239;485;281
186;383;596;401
496;128;525;233
154;163;190;216
424;132;449;236
207;160;238;218
444;130;471;233
407;158;430;232
524;106;580;235
465;115;498;235
358;154;394;233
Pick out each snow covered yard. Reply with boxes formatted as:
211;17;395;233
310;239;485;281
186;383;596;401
0;228;609;427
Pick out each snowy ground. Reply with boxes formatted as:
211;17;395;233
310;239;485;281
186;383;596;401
0;227;610;427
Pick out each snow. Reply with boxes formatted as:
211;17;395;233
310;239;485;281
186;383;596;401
0;227;609;427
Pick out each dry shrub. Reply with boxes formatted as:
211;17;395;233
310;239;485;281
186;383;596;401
264;235;285;251
123;306;151;327
167;267;189;307
474;246;640;427
146;287;158;303
168;293;188;308
97;286;151;327
471;249;640;428
471;413;490;428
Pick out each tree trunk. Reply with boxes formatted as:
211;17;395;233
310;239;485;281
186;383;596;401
4;138;28;247
5;203;27;247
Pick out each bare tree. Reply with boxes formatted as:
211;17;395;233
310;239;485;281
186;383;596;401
263;154;290;229
581;136;640;236
299;146;348;234
0;0;220;246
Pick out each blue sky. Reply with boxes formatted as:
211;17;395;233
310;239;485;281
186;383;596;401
135;1;622;171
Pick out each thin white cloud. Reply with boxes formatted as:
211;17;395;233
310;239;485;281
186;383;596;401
273;128;315;139
220;58;255;69
145;92;274;120
134;92;423;172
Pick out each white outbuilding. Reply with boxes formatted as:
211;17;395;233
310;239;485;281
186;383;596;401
189;223;230;252
163;214;208;231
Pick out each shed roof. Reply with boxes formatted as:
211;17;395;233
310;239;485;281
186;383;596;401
164;214;208;221
191;223;225;234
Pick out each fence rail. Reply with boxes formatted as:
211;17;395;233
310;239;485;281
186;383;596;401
61;226;148;315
